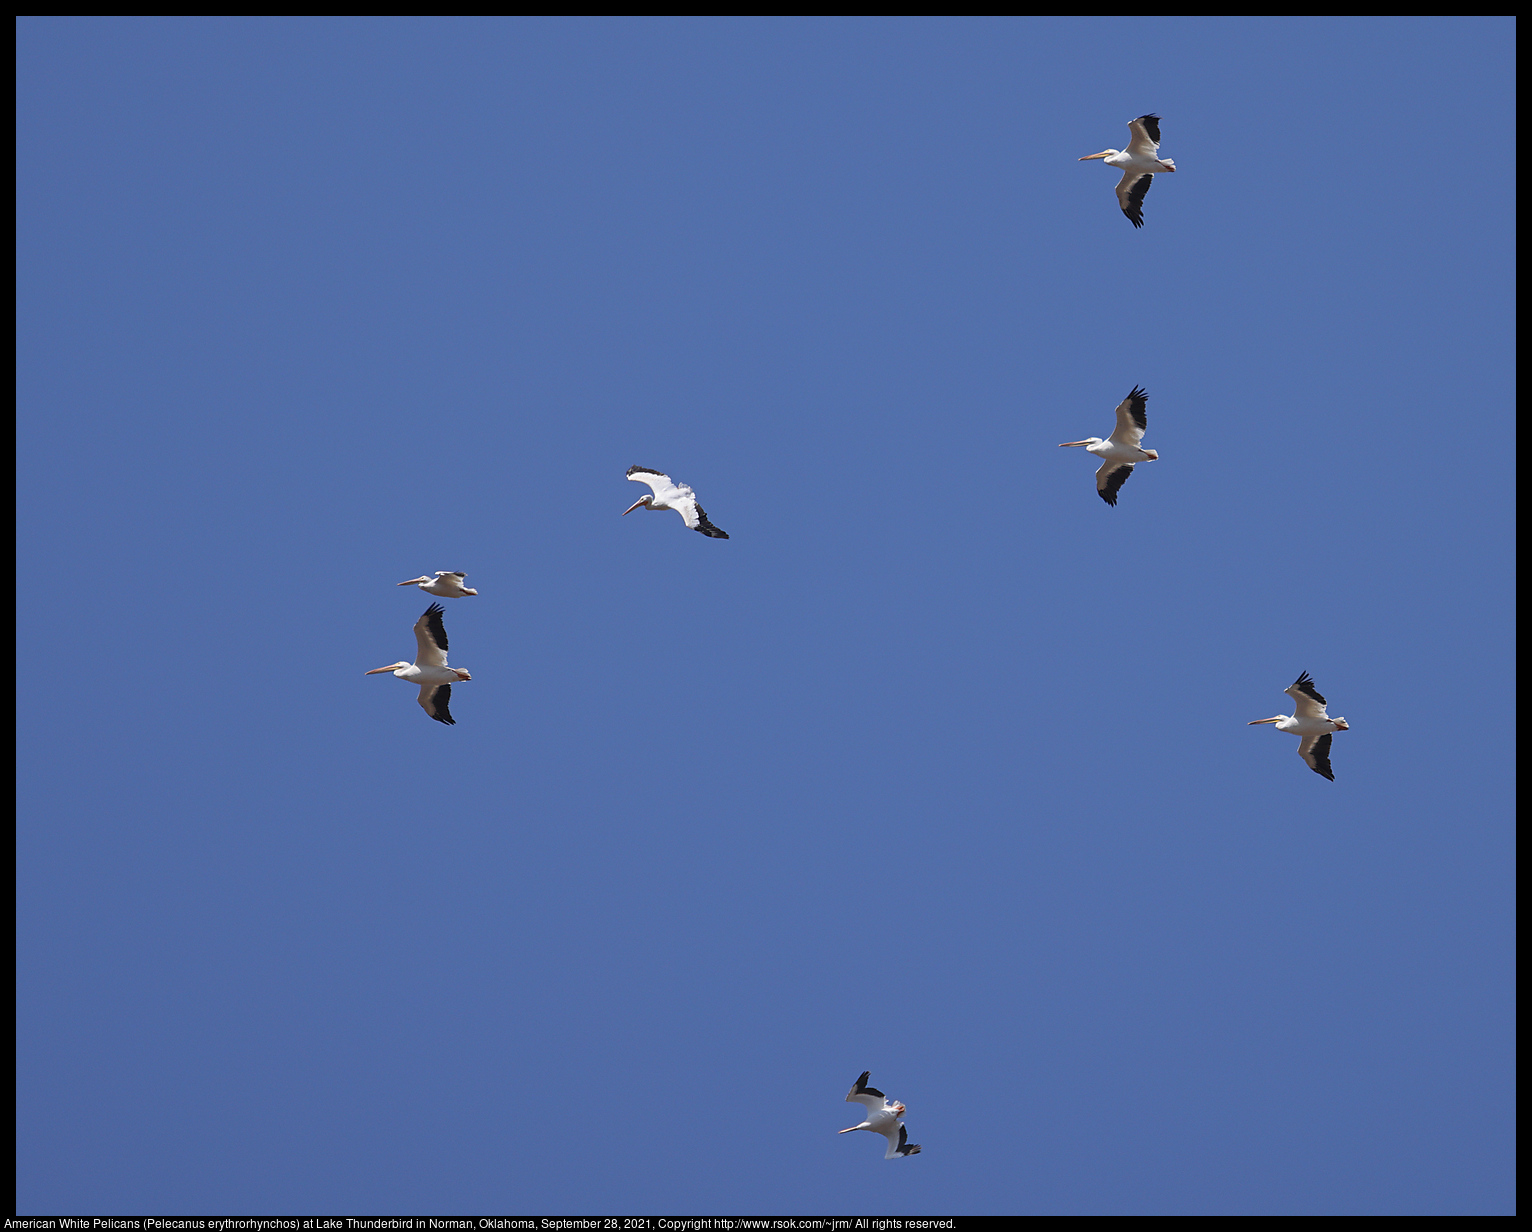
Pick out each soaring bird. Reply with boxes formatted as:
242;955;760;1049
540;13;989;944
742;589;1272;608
365;603;471;725
622;466;729;538
838;1072;922;1159
1059;386;1159;505
397;572;478;598
1249;672;1350;780
1079;114;1176;227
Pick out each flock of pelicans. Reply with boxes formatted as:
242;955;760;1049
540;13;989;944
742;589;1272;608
365;114;1353;1159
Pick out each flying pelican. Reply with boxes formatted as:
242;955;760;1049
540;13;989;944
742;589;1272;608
365;603;471;725
1059;386;1158;505
838;1071;922;1159
1079;114;1176;228
1249;672;1350;780
397;572;478;598
622;466;729;538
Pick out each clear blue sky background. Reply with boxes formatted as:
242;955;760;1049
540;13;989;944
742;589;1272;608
17;17;1514;1216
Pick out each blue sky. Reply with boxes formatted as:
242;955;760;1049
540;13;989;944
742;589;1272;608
16;17;1514;1216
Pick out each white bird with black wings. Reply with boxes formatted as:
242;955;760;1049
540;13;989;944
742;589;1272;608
838;1071;922;1159
1059;386;1159;505
1248;672;1350;780
1079;113;1176;228
365;603;472;725
622;466;729;538
397;571;478;598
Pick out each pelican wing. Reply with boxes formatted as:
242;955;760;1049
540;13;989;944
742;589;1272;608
417;682;455;725
846;1071;888;1112
626;466;677;500
1285;671;1329;720
413;603;450;668
1095;460;1135;506
673;494;729;539
1126;113;1162;157
882;1120;921;1159
432;571;473;596
1298;732;1335;780
1107;386;1149;448
1115;171;1154;228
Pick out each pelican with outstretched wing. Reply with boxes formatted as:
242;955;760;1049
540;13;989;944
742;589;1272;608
838;1071;923;1159
622;466;729;538
397;571;478;598
1059;386;1159;505
365;603;472;725
1249;672;1350;780
1079;114;1177;227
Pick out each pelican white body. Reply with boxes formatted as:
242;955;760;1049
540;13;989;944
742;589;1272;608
1083;438;1153;466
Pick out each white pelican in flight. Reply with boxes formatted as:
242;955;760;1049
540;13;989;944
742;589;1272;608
1059;386;1158;505
1079;114;1176;228
365;603;471;725
1249;672;1350;780
622;466;729;538
397;571;478;598
838;1071;922;1159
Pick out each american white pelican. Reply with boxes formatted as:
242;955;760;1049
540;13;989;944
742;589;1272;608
838;1071;922;1159
1079;114;1176;228
622;466;729;538
397;571;478;598
1059;386;1159;505
1249;672;1350;780
365;603;471;725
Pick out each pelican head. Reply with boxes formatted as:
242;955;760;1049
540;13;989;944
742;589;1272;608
453;668;472;682
622;495;654;516
892;1101;906;1115
1142;449;1160;460
397;576;432;587
1331;717;1349;731
1247;715;1288;726
365;661;411;676
1078;149;1119;161
1058;437;1102;448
